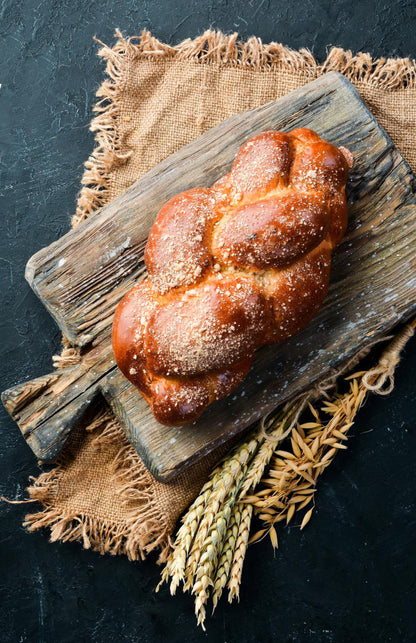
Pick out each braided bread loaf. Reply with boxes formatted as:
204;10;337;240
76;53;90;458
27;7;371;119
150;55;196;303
112;128;353;425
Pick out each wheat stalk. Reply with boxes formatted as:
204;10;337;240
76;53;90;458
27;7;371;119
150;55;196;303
227;504;253;603
161;480;213;594
192;500;233;629
240;395;311;497
160;433;260;595
183;467;245;591
158;320;415;628
183;438;258;590
212;503;243;612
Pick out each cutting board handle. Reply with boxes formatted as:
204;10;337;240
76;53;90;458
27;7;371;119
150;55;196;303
2;365;100;461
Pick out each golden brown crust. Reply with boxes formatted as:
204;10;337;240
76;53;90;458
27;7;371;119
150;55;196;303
212;192;329;270
112;128;352;425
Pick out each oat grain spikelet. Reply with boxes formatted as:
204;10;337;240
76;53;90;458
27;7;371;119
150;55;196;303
159;321;415;629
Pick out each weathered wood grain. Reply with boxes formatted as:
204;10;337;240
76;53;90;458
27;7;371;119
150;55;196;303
2;330;116;461
24;72;378;348
3;72;416;480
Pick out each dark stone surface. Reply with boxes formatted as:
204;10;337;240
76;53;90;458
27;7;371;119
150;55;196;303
1;1;415;641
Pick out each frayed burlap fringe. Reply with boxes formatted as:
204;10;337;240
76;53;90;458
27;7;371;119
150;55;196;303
73;28;416;230
72;34;134;226
31;31;175;560
92;413;172;561
25;409;172;562
24;28;416;562
107;27;416;84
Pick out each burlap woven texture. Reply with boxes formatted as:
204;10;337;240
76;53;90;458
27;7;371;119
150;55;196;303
24;29;416;561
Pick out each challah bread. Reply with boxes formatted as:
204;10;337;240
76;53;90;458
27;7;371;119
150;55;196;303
112;128;353;425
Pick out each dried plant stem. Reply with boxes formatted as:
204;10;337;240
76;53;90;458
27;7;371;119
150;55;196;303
240;395;311;496
192;499;234;628
248;379;362;542
183;437;259;590
159;320;415;629
249;320;415;542
159;434;261;599
227;504;253;603
212;503;244;611
183;467;245;592
160;481;213;594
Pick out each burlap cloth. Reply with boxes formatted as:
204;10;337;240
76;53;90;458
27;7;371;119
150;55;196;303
25;29;416;561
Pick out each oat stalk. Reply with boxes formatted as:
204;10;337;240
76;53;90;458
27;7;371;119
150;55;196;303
249;320;415;542
158;321;414;629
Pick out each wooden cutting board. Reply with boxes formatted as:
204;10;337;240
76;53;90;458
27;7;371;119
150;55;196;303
3;72;416;481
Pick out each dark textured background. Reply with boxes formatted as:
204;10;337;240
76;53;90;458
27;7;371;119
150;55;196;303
1;1;416;641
